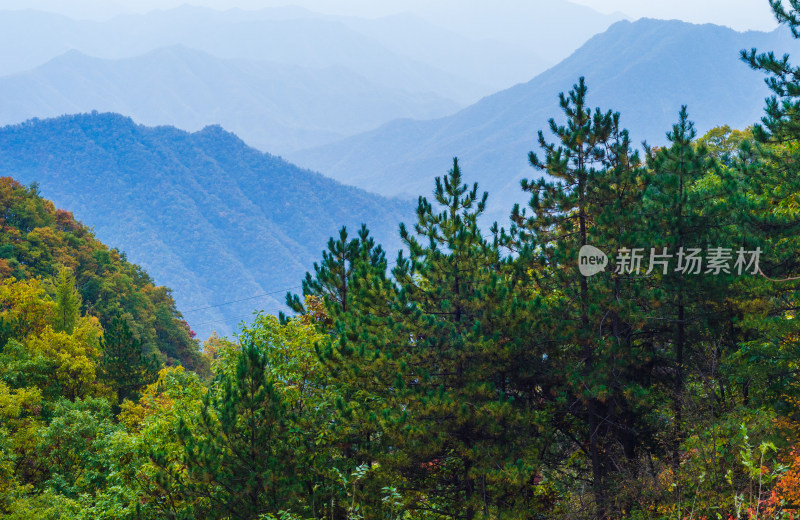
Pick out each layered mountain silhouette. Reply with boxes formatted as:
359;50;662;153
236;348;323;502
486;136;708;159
0;14;789;338
0;46;460;153
0;113;411;338
0;2;627;101
289;19;799;219
0;6;528;104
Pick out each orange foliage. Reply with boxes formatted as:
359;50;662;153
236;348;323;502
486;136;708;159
765;448;800;515
0;259;13;279
300;294;331;327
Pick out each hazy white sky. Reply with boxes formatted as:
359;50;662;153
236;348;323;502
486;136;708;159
570;0;778;31
0;0;782;31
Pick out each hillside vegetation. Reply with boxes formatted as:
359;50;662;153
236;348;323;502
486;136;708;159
0;177;201;370
0;113;411;338
5;3;800;520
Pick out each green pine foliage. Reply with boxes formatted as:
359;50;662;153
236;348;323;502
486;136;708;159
319;159;551;518
51;267;82;335
5;2;800;520
99;314;159;406
286;225;388;318
152;342;300;520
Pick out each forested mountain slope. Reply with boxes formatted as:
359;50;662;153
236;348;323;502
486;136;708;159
0;176;201;369
0;113;411;338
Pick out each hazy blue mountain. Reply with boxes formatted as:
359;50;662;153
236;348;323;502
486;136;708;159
0;1;625;63
0;2;625;103
319;12;554;93
289;19;800;220
0;7;491;104
0;9;86;74
99;7;489;103
0;113;412;339
0;46;461;153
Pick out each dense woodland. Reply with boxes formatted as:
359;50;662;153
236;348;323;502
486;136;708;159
4;2;800;520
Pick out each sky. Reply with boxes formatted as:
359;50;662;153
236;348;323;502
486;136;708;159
0;0;782;31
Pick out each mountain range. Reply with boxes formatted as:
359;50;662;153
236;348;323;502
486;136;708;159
0;113;411;339
0;15;794;340
0;6;552;104
0;46;460;154
289;19;799;219
0;2;624;98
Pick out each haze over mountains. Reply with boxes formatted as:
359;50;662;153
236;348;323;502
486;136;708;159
0;4;609;154
0;46;460;153
0;3;791;339
290;19;800;218
0;6;561;105
0;1;624;85
0;114;411;339
0;1;632;339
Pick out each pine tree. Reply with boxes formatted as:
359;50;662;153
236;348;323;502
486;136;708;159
641;107;724;485
510;77;612;516
99;313;157;405
286;225;387;318
153;342;300;520
743;0;800;145
507;77;662;516
730;0;800;418
741;0;800;281
328;159;547;518
283;224;395;519
52;267;81;334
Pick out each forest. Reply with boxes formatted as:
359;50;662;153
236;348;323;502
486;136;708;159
3;2;800;520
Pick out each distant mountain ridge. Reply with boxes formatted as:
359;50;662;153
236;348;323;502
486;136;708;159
0;7;497;104
0;113;412;339
289;19;800;219
0;46;460;154
0;3;625;103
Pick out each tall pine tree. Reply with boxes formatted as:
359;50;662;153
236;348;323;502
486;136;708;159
508;78;662;517
51;267;81;334
152;342;300;520
328;159;548;518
